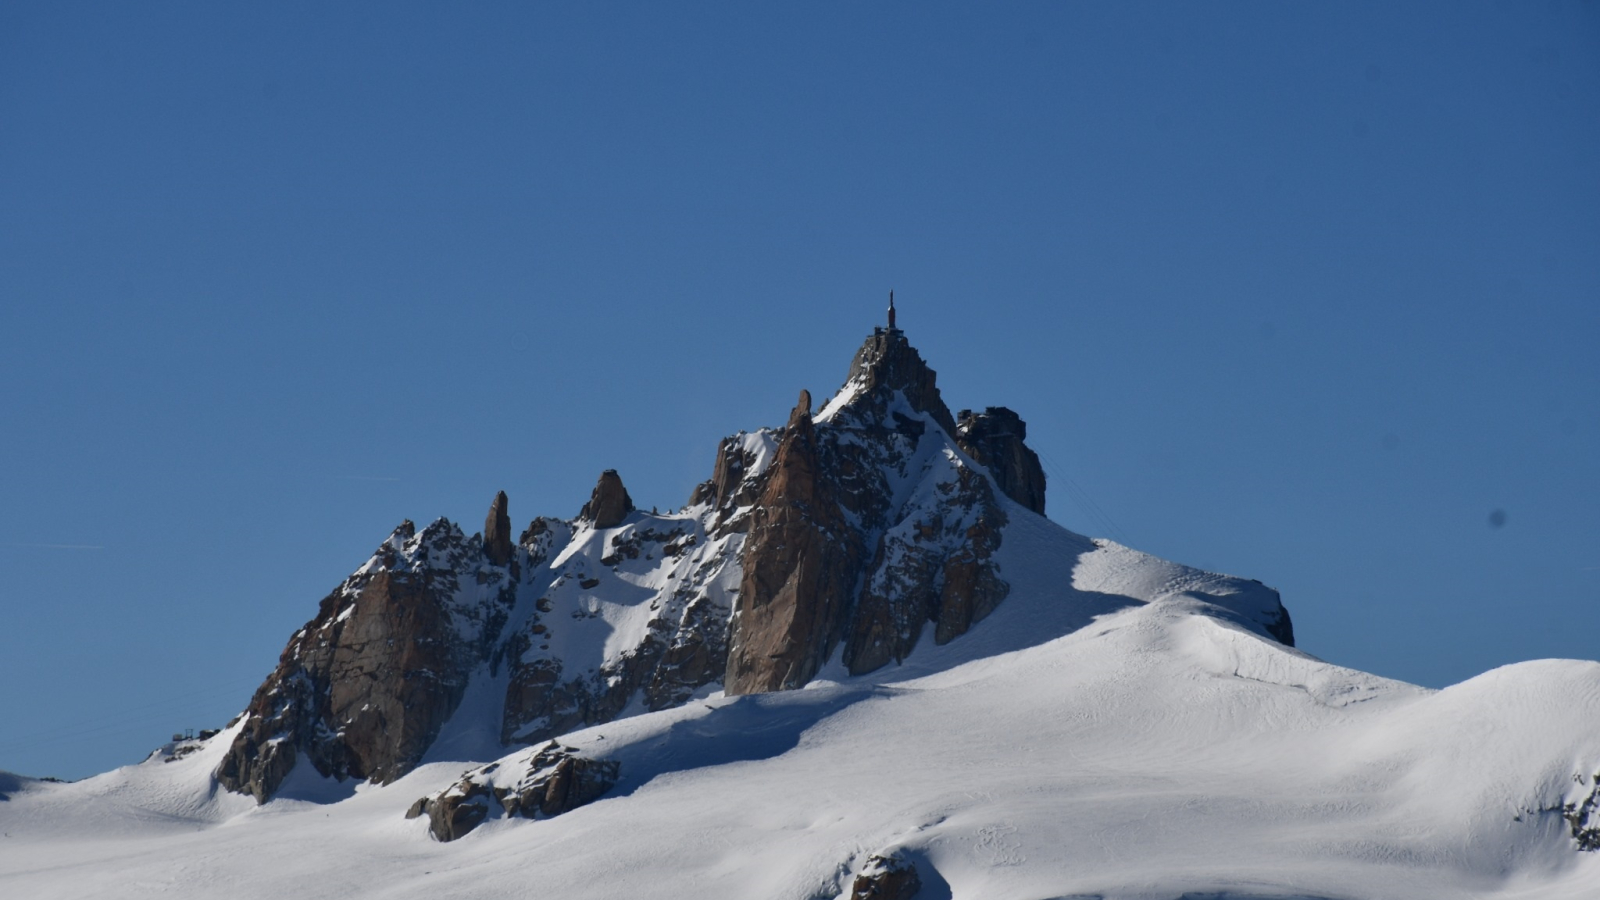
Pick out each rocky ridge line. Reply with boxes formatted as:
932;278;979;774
215;323;1295;804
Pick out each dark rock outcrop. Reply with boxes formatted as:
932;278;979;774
1559;771;1600;851
426;777;493;842
729;328;1034;690
688;434;768;517
495;742;619;820
956;407;1047;515
843;328;959;437
417;743;619;842
216;519;516;802
850;853;922;900
725;390;865;694
580;469;634;528
483;490;513;566
1262;602;1296;647
843;466;1010;674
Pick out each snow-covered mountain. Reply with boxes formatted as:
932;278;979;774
2;322;1596;899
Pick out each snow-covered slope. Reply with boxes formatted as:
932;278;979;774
3;511;1598;899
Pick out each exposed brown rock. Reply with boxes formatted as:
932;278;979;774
427;778;493;842
955;407;1047;515
216;520;514;803
216;571;465;801
689;434;767;517
841;329;958;437
420;744;620;841
842;525;946;676
850;854;922;900
484;490;513;566
498;742;620;820
725;390;865;694
519;516;552;546
580;469;634;528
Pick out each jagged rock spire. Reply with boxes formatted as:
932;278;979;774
484;491;513;566
580;470;634;529
725;389;862;694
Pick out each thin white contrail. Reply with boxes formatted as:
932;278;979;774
6;543;106;550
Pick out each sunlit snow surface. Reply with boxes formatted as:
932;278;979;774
4;508;1598;899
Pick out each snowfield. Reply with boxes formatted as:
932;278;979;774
3;502;1598;900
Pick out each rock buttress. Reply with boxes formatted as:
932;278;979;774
955;407;1047;515
217;520;513;802
725;390;865;694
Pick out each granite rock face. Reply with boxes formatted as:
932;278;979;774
841;328;959;436
726;328;1027;690
1560;769;1600;851
424;777;493;842
483;490;514;566
688;432;769;515
725;391;864;694
216;519;516;802
956;406;1047;515
580;469;634;528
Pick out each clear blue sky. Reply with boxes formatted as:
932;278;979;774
2;2;1596;780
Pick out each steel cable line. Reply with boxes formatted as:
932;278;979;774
1037;449;1134;546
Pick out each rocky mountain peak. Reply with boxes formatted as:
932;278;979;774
579;469;634;528
835;328;958;437
724;330;1035;693
484;491;513;566
212;320;1293;806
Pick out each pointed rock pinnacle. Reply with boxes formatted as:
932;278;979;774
484;491;513;566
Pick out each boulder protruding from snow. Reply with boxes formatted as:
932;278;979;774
484;490;513;566
425;777;493;842
580;469;634;529
956;406;1047;515
416;743;620;842
849;853;922;900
